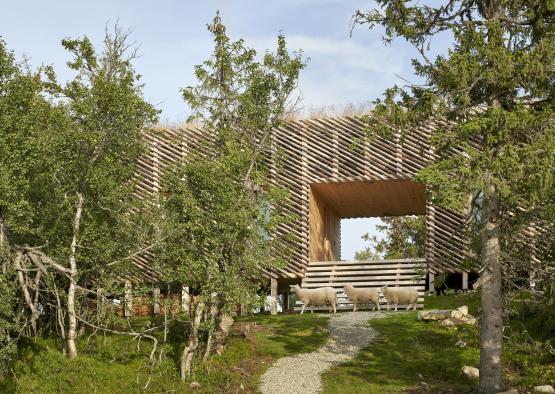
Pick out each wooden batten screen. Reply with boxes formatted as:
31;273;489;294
135;116;473;282
295;258;427;311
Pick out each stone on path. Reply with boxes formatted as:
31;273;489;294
440;315;477;327
259;311;386;394
461;366;479;380
450;305;468;318
535;385;555;393
189;381;201;389
418;310;451;321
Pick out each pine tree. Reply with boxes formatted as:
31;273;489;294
355;216;426;260
158;13;305;378
354;1;554;391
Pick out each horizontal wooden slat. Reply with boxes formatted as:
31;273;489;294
308;259;425;267
307;266;424;273
295;297;425;304
298;259;427;310
304;274;423;282
293;304;425;311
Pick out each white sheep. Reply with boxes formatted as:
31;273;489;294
380;286;419;311
343;284;380;312
290;285;337;314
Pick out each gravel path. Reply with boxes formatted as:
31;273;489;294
259;311;386;394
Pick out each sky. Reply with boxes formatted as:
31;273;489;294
1;1;449;259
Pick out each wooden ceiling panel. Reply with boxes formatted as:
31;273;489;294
311;180;426;218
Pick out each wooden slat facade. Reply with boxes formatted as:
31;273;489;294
134;116;472;283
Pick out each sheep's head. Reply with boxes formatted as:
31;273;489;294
378;285;388;295
289;284;300;293
343;284;354;291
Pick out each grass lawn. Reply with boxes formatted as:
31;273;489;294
1;313;329;393
322;292;554;394
2;294;553;393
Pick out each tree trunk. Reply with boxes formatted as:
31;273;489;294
180;297;203;380
67;193;83;360
479;189;504;393
202;328;214;362
13;253;38;336
0;206;8;273
67;271;78;358
210;309;234;357
202;300;217;362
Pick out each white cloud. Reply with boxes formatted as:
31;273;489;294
247;34;408;110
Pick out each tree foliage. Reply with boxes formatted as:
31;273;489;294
354;0;554;391
355;216;426;260
157;13;304;378
0;25;159;363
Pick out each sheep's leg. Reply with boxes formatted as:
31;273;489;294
300;304;305;315
394;304;398;311
333;302;336;314
353;302;357;312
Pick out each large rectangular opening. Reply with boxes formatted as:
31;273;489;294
309;179;426;262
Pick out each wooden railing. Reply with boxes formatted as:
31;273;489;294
295;258;427;311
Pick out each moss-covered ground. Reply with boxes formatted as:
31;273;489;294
0;313;329;393
1;293;553;393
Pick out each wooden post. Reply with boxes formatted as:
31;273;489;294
462;271;468;291
181;285;190;312
97;287;105;317
428;272;435;293
529;225;537;290
153;287;161;315
271;278;278;316
124;281;132;318
283;292;289;312
240;304;248;316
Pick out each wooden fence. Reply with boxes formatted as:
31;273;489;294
295;258;427;311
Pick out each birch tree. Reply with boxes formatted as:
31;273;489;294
0;26;158;360
157;13;304;379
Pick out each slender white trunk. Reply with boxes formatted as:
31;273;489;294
0;208;8;273
67;193;83;359
14;253;38;335
202;302;217;362
180;298;203;380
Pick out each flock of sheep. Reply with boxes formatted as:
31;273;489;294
290;284;419;314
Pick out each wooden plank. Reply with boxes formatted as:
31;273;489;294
309;258;426;266
271;278;278;316
124;280;132;318
293;305;425;311
153;287;160;315
295;298;426;305
304;274;424;281
303;280;425;286
307;266;423;273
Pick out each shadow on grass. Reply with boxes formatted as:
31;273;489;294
322;312;479;393
241;313;330;357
